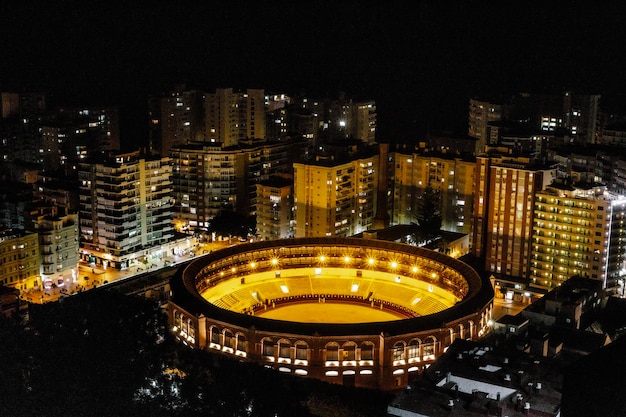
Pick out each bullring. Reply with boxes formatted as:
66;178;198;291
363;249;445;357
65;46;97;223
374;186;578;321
168;237;494;390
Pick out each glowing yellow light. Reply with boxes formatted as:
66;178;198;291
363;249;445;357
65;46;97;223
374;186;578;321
390;261;398;269
220;271;225;276
231;267;236;273
344;256;351;263
368;257;375;265
271;258;279;266
250;262;256;269
319;255;326;263
412;266;419;273
431;272;437;279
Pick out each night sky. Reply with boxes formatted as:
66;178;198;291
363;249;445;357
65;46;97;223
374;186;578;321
2;1;626;147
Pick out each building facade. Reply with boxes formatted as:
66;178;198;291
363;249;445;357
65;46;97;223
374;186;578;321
468;98;506;155
255;177;293;240
0;229;39;291
293;154;379;238
32;211;79;289
78;151;175;269
532;184;626;293
472;155;556;279
148;86;205;157
391;151;474;235
204;88;266;147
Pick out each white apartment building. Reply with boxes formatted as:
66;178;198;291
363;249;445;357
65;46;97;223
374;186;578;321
78;151;174;270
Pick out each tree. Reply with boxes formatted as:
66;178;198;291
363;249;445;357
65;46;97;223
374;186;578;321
207;211;256;240
413;184;442;243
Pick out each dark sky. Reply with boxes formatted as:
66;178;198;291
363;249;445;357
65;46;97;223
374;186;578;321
2;1;626;146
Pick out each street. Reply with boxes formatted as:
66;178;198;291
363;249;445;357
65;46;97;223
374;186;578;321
20;240;232;304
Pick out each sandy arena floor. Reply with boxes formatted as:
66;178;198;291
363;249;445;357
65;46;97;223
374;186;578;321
255;301;407;323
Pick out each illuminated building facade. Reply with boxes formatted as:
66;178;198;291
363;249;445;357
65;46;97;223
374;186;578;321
390;152;474;235
168;238;494;390
148;86;204;157
472;155;556;279
0;228;39;291
350;101;377;144
78;151;174;269
32;211;79;289
204;88;266;148
531;184;626;293
293;154;378;237
255;177;293;240
468;98;505;154
170;138;304;233
170;144;245;232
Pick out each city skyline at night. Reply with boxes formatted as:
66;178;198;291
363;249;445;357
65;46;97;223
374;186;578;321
3;2;626;146
2;2;626;416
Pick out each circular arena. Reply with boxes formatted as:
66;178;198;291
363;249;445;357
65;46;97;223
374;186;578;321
168;237;494;390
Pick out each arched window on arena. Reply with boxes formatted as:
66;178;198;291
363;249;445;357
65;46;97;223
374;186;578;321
278;339;291;364
209;326;221;348
422;336;436;361
236;334;247;357
180;314;188;336
325;342;340;366
392;341;406;365
360;342;374;365
407;339;421;363
295;341;308;365
468;321;475;339
262;338;275;362
187;319;195;343
173;310;182;331
342;342;357;366
223;329;234;353
458;323;465;340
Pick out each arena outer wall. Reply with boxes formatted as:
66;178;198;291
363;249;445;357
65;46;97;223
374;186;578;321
168;237;494;390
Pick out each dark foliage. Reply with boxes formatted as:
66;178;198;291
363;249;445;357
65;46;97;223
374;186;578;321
0;291;392;416
207;211;256;240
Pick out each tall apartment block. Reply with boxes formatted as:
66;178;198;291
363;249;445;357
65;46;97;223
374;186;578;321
149;86;204;157
32;210;79;289
472;154;556;279
391;151;474;235
468;98;505;155
531;183;626;293
350;101;377;144
40;107;121;171
170;138;306;234
170;144;247;232
0;92;47;167
0;228;39;291
78;151;174;269
204;88;266;147
293;153;379;238
255;177;293;240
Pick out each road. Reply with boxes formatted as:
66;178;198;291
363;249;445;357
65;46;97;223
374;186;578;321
20;240;233;304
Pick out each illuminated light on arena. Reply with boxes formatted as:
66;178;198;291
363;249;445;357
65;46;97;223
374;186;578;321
168;237;494;390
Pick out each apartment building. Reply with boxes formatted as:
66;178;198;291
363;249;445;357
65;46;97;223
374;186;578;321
204;88;266;147
255;177;293;240
391;151;474;235
0;228;39;291
32;211;79;288
78;151;174;269
170;143;246;232
472;154;557;279
148;86;204;157
531;184;626;293
293;153;378;237
468;98;506;155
